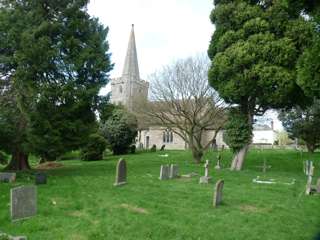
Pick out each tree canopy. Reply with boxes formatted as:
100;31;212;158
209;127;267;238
208;0;313;170
0;0;112;170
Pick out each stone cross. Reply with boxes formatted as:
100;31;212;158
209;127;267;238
199;160;212;184
159;165;170;180
257;159;271;173
215;154;222;170
0;172;16;183
213;179;224;207
169;164;179;179
114;158;127;186
11;185;37;221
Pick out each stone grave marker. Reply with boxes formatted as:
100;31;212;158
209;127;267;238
304;160;313;176
256;159;271;173
0;172;16;183
213;179;224;207
215;153;222;170
169;164;179;179
199;160;212;184
159;165;170;180
114;158;127;186
11;185;37;221
35;172;47;185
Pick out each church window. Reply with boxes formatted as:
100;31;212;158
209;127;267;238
119;85;123;93
163;129;173;143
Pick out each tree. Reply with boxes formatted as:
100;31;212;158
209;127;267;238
81;133;107;161
0;0;112;170
101;108;138;155
208;0;312;170
279;99;320;153
137;55;226;164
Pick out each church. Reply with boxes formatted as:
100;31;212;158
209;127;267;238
110;25;277;150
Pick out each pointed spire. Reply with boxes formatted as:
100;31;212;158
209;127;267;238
122;24;140;79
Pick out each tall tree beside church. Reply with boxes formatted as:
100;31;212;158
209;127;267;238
208;0;312;170
0;0;112;170
138;55;226;164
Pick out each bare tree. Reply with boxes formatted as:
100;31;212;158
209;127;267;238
136;55;227;163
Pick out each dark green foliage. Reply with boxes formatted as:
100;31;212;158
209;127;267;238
279;99;320;153
0;0;112;168
81;134;107;161
208;0;312;159
129;145;136;154
97;94;117;123
0;151;8;165
101;109;138;155
224;109;252;152
150;144;156;152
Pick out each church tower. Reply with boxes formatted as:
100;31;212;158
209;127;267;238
110;25;149;111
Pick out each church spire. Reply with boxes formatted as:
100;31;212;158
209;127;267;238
122;24;140;79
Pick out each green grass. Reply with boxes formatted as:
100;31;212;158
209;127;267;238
0;149;320;240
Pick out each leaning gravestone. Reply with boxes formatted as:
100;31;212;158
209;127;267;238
35;172;47;185
159;165;170;180
169;164;179;179
11;185;37;221
114;158;127;186
0;172;16;183
213;179;224;207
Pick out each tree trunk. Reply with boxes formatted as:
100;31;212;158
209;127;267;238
5;150;30;171
191;147;203;164
306;143;315;153
230;144;249;171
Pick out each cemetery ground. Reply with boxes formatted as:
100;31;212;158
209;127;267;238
0;149;320;240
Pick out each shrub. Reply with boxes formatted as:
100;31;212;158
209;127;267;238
129;145;136;154
0;151;8;165
150;144;157;152
101;109;138;155
81;134;107;161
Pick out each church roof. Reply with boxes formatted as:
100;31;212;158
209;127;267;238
122;24;140;80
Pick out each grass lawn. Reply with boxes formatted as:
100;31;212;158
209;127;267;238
0;149;320;240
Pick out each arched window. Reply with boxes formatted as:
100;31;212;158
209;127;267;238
119;85;123;93
163;129;173;143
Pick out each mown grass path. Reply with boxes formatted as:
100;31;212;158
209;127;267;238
1;150;319;239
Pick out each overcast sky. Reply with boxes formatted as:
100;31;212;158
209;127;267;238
88;0;214;80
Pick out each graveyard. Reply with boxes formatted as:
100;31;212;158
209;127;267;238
0;149;319;240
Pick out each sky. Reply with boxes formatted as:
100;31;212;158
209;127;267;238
87;0;283;131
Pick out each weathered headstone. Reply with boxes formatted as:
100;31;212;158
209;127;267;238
114;158;127;186
159;165;170;180
160;145;165;151
213;179;224;207
199;160;212;184
11;185;37;221
304;160;313;176
35;172;47;185
0;172;16;183
169;164;179;179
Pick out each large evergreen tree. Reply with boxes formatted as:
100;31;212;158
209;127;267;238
208;0;312;170
0;0;112;170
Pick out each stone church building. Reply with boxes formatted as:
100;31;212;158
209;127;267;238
111;25;277;150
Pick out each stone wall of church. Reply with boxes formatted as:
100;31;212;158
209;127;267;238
137;127;227;150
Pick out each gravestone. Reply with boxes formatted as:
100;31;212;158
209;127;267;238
169;164;179;179
159;165;170;180
11;185;37;221
304;160;313;175
213;179;224;207
35;172;47;185
0;172;16;183
199;160;212;184
304;160;315;195
160;145;165;151
256;159;271;173
114;158;127;186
